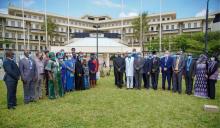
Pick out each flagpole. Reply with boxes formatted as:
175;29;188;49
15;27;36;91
44;0;48;49
159;0;162;53
67;0;70;44
140;0;143;54
121;0;124;44
22;0;26;49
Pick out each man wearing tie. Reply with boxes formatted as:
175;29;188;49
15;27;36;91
3;50;20;109
114;53;125;88
184;53;196;95
160;51;173;90
19;50;37;104
172;52;185;93
150;51;160;90
134;52;144;89
143;53;152;89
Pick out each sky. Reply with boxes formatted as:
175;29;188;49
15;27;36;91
0;0;219;19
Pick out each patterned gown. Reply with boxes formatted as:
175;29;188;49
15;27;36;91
194;63;208;98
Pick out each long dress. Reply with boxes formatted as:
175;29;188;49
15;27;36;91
65;59;75;91
88;59;96;81
56;60;64;97
45;60;58;99
75;60;84;90
83;64;90;89
194;63;208;98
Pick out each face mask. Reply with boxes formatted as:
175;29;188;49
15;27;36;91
128;54;131;57
211;57;215;61
176;55;180;58
153;55;156;58
51;56;56;61
188;55;192;59
138;54;141;57
165;54;169;57
115;55;118;57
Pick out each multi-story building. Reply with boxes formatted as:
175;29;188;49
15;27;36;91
0;5;219;53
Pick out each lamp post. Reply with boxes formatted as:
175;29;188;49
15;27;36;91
93;24;100;59
205;0;210;54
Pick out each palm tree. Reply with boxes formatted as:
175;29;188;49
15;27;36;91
131;12;149;53
42;17;58;46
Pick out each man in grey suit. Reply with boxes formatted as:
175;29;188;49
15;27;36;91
19;50;37;104
184;53;196;95
172;52;185;94
134;52;144;89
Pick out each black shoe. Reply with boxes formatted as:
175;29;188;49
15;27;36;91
8;106;16;110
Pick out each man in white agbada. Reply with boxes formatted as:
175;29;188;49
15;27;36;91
125;53;134;89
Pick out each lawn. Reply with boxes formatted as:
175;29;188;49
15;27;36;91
0;74;219;128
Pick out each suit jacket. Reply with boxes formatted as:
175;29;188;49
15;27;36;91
150;57;160;73
19;57;37;81
134;57;144;74
172;56;185;73
160;56;173;73
184;58;196;77
3;58;20;82
114;56;125;73
143;58;152;74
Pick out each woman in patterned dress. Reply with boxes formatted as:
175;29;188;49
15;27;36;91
194;54;208;98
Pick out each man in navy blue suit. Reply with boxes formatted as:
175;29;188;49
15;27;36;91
160;51;173;90
3;50;20;109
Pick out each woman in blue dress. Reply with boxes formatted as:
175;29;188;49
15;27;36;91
194;54;208;98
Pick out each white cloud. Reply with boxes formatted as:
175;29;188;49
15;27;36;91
195;9;206;17
92;0;121;8
119;12;138;18
0;8;8;14
24;0;35;7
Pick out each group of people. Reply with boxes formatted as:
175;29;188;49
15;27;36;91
113;49;219;99
3;48;99;109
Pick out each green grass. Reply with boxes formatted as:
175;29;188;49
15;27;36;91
0;74;220;128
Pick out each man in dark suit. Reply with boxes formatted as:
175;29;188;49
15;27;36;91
184;53;196;95
19;50;37;104
150;51;160;90
134;52;144;89
160;51;173;90
3;50;20;109
172;52;185;93
143;53;152;89
114;53;125;88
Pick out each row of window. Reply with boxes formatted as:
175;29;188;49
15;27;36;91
0;43;47;51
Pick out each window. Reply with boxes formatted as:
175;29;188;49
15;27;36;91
166;25;169;30
29;35;32;40
11;33;15;38
194;23;197;28
5;33;9;38
162;18;165;21
11;21;15;26
167;18;170;20
153;19;155;22
6;44;9;49
18;21;21;27
18;34;22;39
188;23;191;28
171;25;175;30
0;43;3;48
40;36;44;40
35;35;38;40
11;44;15;49
151;27;154;31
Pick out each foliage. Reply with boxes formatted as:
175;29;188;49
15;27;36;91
0;40;15;44
42;17;58;46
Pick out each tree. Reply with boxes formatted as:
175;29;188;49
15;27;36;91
42;17;58;46
132;12;149;53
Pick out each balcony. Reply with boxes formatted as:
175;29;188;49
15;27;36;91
5;26;26;32
182;27;203;33
162;29;179;34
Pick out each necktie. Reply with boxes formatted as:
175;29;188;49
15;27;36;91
29;59;33;70
175;57;180;71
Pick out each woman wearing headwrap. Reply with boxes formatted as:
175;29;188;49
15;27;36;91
75;53;84;90
207;56;219;99
45;52;58;99
194;54;208;98
56;52;64;97
88;53;96;88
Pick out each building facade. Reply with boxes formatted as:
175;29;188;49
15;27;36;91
0;5;219;53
